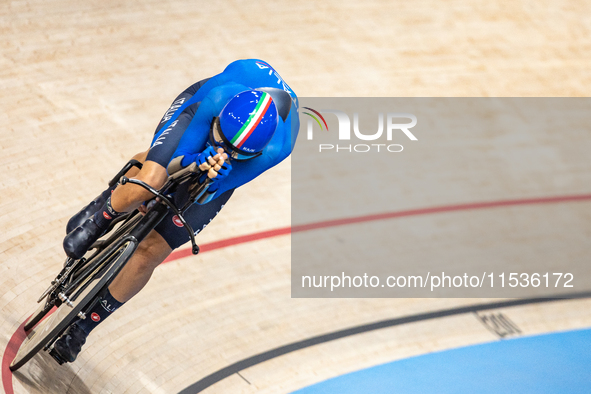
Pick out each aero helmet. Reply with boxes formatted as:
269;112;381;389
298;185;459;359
211;90;278;160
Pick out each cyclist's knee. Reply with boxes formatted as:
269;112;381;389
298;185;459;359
120;150;149;180
132;231;172;271
135;160;168;190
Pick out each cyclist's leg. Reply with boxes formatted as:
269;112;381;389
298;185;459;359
54;190;233;362
79;229;171;330
56;78;217;360
53;230;172;362
103;187;234;304
108;230;172;302
107;187;234;302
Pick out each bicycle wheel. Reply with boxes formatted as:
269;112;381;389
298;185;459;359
9;237;137;371
23;295;57;332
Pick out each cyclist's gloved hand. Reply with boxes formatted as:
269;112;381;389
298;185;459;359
196;146;219;170
209;160;232;182
178;146;226;169
198;146;229;175
199;161;232;193
199;159;231;191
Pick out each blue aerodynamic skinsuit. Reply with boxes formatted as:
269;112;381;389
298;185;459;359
145;59;299;249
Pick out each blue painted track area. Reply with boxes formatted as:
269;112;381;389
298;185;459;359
292;328;591;394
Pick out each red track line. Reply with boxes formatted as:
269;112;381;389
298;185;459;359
163;193;591;264
1;321;26;394
3;311;55;394
4;193;591;393
163;227;292;263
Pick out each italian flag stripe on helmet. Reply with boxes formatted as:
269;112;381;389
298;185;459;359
231;92;273;148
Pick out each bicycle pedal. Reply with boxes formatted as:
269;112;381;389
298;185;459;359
49;348;66;365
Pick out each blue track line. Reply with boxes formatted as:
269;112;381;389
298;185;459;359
292;328;591;394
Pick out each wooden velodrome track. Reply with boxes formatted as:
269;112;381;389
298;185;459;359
2;0;591;393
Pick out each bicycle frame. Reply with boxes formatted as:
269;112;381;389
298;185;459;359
10;160;215;371
64;163;209;301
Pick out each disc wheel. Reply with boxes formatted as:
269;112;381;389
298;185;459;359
9;238;136;371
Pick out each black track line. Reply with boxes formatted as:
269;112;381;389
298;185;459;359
178;292;591;393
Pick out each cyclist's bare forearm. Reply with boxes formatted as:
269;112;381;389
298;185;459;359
110;160;168;213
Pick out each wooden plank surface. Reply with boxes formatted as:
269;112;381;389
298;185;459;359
1;0;590;393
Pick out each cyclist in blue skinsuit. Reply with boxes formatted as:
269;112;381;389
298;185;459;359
54;59;299;363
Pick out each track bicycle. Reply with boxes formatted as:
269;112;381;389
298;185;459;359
10;159;209;371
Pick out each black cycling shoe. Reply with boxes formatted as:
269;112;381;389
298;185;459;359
66;194;108;234
51;324;87;363
63;218;104;260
